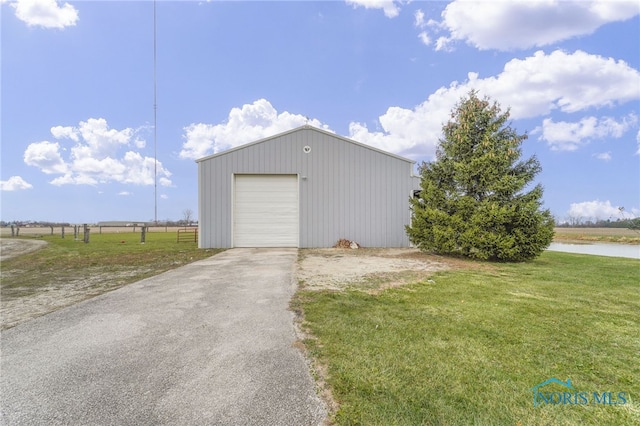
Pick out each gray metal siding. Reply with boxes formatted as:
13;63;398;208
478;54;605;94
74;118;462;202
198;127;419;248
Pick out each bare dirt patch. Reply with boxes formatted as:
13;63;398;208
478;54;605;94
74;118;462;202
1;265;155;330
1;236;215;330
0;239;48;261
296;248;454;293
0;239;148;329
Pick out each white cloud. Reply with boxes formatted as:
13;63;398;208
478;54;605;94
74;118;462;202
348;103;441;158
349;120;423;156
592;152;612;161
413;9;444;46
133;138;146;149
429;0;639;51
24;141;68;174
345;0;402;18
418;31;431;46
50;173;97;186
567;200;627;221
346;50;640;158
24;118;172;187
179;99;331;160
415;9;435;46
479;50;640;117
636;130;640;155
50;125;79;141
180;123;218;160
0;176;33;191
434;36;454;52
414;9;425;27
118;191;132;196
75;118;132;159
535;114;638;151
11;0;79;29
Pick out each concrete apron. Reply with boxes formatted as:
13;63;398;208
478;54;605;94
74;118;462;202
1;248;326;426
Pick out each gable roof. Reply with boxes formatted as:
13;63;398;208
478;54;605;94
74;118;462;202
195;125;416;164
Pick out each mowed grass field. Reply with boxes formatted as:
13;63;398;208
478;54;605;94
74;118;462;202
295;251;640;425
553;227;640;244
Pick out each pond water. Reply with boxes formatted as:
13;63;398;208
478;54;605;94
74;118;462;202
547;242;640;259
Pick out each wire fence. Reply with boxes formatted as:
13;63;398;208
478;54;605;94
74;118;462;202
0;225;196;238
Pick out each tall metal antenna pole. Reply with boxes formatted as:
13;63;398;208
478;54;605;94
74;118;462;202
153;0;158;224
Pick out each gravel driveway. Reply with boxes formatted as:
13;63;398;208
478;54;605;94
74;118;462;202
0;248;326;425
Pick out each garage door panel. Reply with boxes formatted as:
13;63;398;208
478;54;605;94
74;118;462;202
234;175;299;247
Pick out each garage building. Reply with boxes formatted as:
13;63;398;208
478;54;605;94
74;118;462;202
196;125;420;248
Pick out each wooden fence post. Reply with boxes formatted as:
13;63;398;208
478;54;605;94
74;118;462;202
140;226;146;243
61;226;65;239
11;224;15;237
50;225;54;235
83;224;90;243
74;225;78;240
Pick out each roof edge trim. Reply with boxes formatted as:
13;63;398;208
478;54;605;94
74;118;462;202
194;125;416;164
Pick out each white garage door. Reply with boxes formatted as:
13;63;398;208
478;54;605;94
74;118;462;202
234;174;299;247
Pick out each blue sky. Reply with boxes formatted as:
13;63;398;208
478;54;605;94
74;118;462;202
1;0;639;224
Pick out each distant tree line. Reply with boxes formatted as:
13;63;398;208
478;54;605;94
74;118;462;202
0;221;72;227
556;218;640;230
1;219;197;228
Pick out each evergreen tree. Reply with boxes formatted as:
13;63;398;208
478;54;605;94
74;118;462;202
406;91;554;261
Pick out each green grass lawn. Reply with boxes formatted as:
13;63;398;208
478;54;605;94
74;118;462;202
295;252;640;425
2;232;220;291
